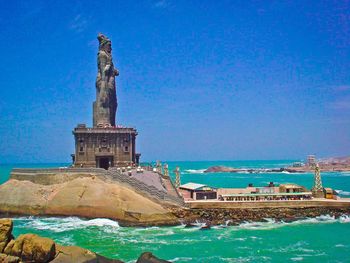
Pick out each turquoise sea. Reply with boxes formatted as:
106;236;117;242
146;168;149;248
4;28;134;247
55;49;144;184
1;161;350;262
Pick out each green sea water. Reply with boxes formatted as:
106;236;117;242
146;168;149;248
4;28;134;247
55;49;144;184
1;161;350;262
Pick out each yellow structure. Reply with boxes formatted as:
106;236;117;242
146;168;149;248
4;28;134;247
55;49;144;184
324;188;335;199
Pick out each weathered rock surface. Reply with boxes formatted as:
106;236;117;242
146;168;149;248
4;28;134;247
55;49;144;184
0;219;13;252
136;252;170;263
4;234;56;262
0;253;20;263
0;176;177;226
52;245;123;263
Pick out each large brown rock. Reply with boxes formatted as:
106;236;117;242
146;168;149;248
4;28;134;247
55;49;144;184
52;244;123;263
0;177;177;225
0;253;20;263
4;234;56;263
0;219;13;253
136;252;170;263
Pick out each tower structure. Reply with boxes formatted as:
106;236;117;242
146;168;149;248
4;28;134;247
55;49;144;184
163;163;169;177
72;33;140;169
174;166;181;188
307;155;316;167
312;164;324;198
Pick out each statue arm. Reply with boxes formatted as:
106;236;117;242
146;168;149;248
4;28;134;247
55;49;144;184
113;67;119;76
98;52;110;78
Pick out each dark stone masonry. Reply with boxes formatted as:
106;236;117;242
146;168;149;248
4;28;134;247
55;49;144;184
72;33;140;169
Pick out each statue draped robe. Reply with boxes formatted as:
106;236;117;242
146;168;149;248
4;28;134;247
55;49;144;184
94;42;118;127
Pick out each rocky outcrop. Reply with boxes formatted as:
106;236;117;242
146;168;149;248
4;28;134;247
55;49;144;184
0;219;13;252
204;166;285;173
136;252;170;263
204;166;241;173
52;245;123;263
205;157;350;174
4;234;55;262
0;253;20;263
0;175;178;226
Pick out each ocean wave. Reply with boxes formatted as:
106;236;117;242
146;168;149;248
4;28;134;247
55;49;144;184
326;173;350;177
234;215;350;231
183;169;206;174
335;244;346;247
170;257;193;262
335;189;350;196
12;214;350;236
14;217;120;232
291;257;304;261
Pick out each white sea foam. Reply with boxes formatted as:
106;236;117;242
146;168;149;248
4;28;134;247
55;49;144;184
335;244;346;247
339;215;350;223
183;169;206;174
234;214;350;231
233;237;247;241
14;217;119;232
170;257;193;262
291;257;304;261
13;214;350;236
335;189;350;196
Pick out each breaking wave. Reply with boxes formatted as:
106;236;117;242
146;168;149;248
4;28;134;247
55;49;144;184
234;214;350;231
13;214;350;234
183;169;206;174
335;189;350;196
14;217;120;232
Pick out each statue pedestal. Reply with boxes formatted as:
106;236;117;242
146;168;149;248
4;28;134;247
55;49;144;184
72;125;138;169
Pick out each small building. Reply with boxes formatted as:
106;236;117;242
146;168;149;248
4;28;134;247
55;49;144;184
179;183;217;201
218;182;311;202
279;183;307;193
292;162;303;167
217;183;280;197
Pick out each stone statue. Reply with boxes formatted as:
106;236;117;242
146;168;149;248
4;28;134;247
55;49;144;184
93;33;119;127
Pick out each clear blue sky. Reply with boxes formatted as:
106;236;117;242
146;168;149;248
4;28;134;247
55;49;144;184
0;0;349;163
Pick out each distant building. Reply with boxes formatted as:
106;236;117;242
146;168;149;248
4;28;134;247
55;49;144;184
179;183;217;200
218;182;311;202
292;162;303;167
279;183;307;193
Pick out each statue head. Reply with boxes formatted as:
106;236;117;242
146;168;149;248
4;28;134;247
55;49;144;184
97;33;112;53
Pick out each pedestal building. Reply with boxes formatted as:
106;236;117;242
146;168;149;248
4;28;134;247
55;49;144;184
72;33;140;169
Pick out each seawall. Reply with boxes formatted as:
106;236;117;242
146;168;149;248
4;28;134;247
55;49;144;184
186;199;350;209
